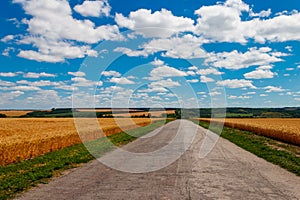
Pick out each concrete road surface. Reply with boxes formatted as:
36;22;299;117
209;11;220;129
16;120;300;200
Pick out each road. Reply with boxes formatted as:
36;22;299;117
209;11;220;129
16;120;300;199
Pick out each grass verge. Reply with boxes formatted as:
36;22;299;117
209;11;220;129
0;119;173;200
194;120;300;176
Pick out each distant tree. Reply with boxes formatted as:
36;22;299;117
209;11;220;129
0;113;7;118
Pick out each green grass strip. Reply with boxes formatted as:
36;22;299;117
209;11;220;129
194;120;300;176
0;119;173;200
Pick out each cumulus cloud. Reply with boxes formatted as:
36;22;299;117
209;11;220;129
110;77;135;84
0;80;16;87
209;91;221;96
187;79;199;83
115;34;208;59
23;72;56;78
197;67;223;75
194;3;247;43
74;0;111;17
249;9;271;18
228;95;251;99
0;72;18;77
0;85;41;91
264;86;285;92
12;0;122;62
148;78;180;88
244;65;276;79
216;79;256;89
193;0;300;43
200;76;214;83
101;70;121;77
148;65;187;80
115;9;195;38
71;77;102;87
206;47;284;70
1;35;14;43
17;80;61;87
68;71;86;77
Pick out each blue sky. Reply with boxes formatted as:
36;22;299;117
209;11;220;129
0;0;300;109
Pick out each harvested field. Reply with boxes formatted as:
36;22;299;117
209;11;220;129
0;118;159;165
200;118;300;146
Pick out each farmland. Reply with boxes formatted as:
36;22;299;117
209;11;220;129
0;110;33;117
200;118;300;146
0;118;159;165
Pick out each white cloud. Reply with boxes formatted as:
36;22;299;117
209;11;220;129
101;70;121;77
23;72;56;78
294;98;300;101
110;77;135;84
17;80;61;87
260;94;268;97
1;35;14;42
206;47;284;70
285;46;293;52
151;58;164;66
286;67;294;71
149;65;187;80
264;86;285;92
188;66;198;71
12;0;122;62
200;76;214;83
283;74;290;77
187;79;199;83
194;3;247;43
209;91;221;96
149;78;180;88
2;47;15;57
0;72;18;77
138;87;168;93
18;37;99;62
0;85;41;91
193;0;300;43
197;67;223;75
244;65;276;79
216;79;256;89
228;95;251;99
115;9;195;38
0;80;16;87
251;12;300;43
249;9;271;18
114;34;208;59
74;0;111;17
68;71;86;77
71;77;102;87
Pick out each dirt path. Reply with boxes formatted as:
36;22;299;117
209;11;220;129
15;120;300;199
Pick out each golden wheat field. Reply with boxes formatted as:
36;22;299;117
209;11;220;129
0;110;33;117
200;118;300;145
0;118;158;165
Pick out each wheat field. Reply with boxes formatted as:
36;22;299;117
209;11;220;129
0;110;33;117
200;118;300;145
0;118;158;165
